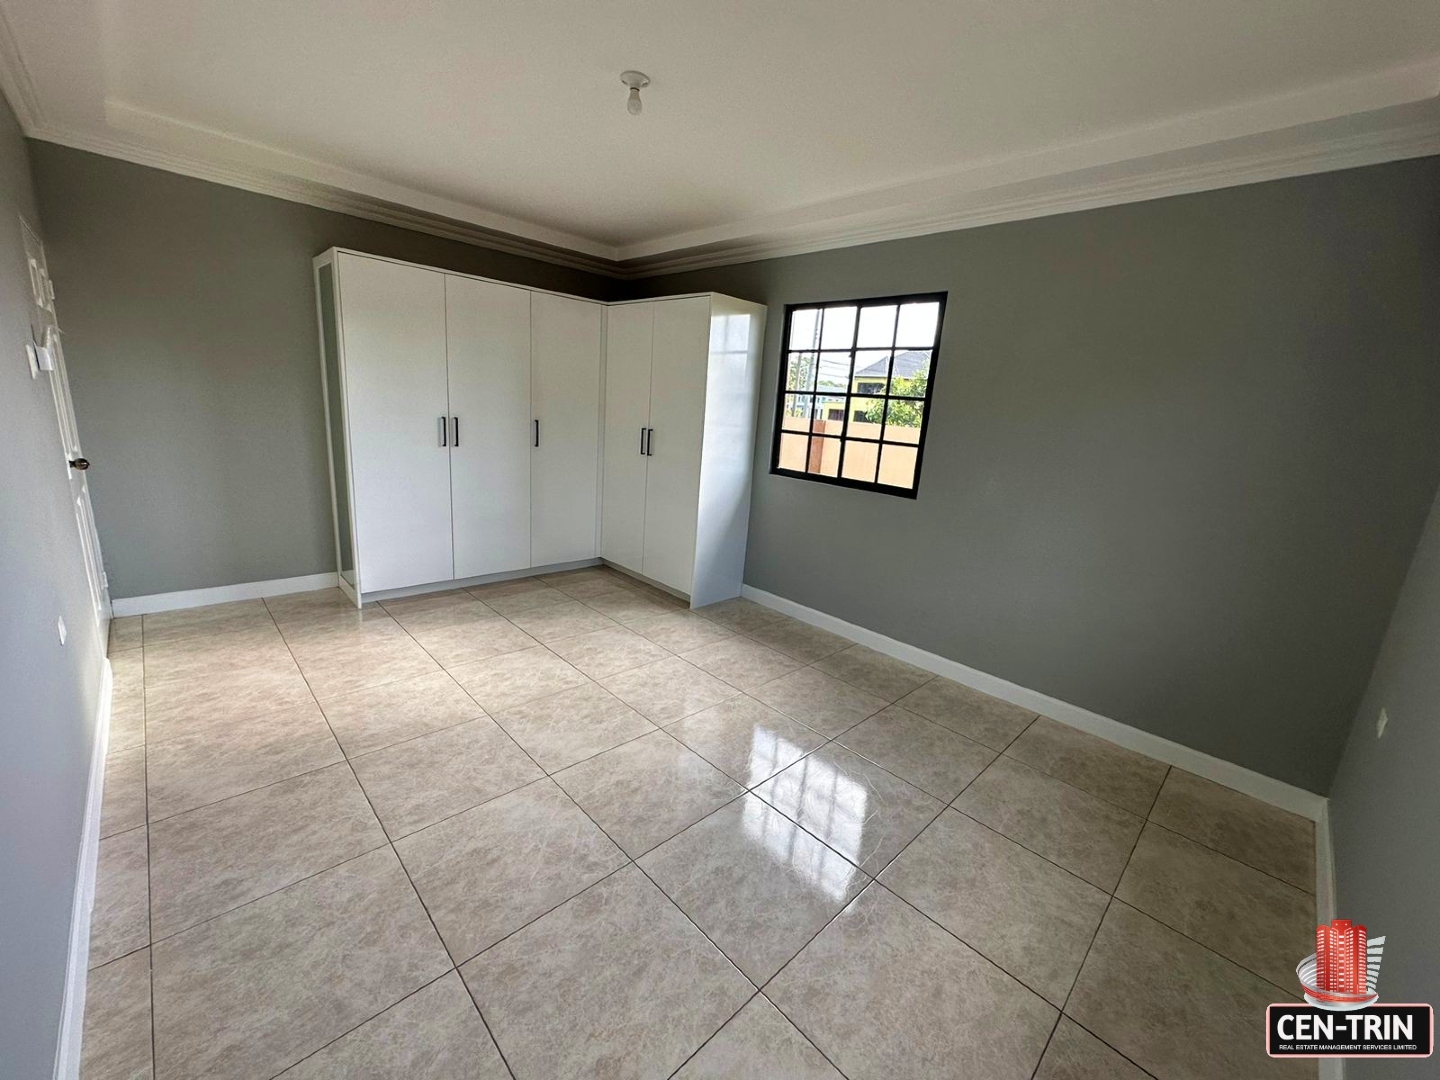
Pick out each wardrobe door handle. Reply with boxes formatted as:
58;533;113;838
646;428;654;456
451;416;459;447
640;426;646;456
533;419;540;448
439;416;448;447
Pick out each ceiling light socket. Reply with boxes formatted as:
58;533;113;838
620;70;650;115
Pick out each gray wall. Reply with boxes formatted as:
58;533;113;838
0;109;109;1076
28;141;618;600
1328;481;1440;1077
633;156;1440;793
29;135;1440;791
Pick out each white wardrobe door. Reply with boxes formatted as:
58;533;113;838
642;296;711;595
336;253;453;592
530;292;603;566
600;302;653;575
446;275;532;579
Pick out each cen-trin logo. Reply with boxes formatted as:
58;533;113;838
1266;919;1433;1059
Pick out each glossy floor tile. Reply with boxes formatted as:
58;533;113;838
275;972;509;1079
491;680;655;772
880;808;1108;1005
754;744;943;874
748;665;888;737
317;669;482;757
1067;902;1314;1080
1149;768;1315;892
894;675;1037;750
80;949;152;1080
151;847;450;1080
673;994;843;1079
600;654;739;724
148;762;385;939
837;704;996;801
395;778;625;962
640;795;868;983
953;756;1144;890
460;865;753;1080
811;643;933;701
767;884;1057;1080
1006;716;1169;816
100;746;146;839
553;729;743;857
1116;822;1315;989
668;694;826;787
82;585;1321;1080
1033;1017;1152;1080
349;717;543;838
90;826;149;969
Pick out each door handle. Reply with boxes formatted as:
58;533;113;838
451;416;459;447
69;457;90;471
533;419;540;448
646;428;654;456
439;416;447;447
639;426;646;456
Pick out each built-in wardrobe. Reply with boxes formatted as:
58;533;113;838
314;249;765;608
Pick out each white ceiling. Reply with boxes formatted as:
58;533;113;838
2;0;1438;274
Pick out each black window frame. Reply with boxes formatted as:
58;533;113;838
768;291;947;499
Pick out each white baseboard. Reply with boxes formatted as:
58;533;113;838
51;657;112;1080
741;585;1329;823
112;572;339;616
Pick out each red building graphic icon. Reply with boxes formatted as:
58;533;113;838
1298;919;1385;1010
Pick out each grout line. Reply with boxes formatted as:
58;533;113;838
107;585;1311;1080
268;604;523;1080
1026;1015;1063;1080
265;969;460;1080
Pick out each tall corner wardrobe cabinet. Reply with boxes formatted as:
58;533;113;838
314;248;765;609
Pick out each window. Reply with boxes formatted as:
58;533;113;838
771;293;945;496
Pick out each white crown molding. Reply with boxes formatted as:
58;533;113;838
621;111;1440;278
26;117;624;277
615;57;1440;264
3;0;1437;282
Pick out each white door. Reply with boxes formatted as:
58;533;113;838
336;253;453;591
446;276;532;579
530;293;603;566
600;302;653;575
21;218;109;627
642;296;711;594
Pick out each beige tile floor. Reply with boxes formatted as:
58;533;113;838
86;569;1319;1080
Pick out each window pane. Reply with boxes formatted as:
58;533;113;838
813;395;847;431
851;350;890;394
879;443;919;489
841;440;879;483
819;306;857;349
781;394;814;431
847;396;885;439
884;399;924;442
789;308;821;350
856;304;897;348
896;301;940;347
816;353;852;393
777;431;809;472
807;436;842;477
785;351;817;391
886;350;931;396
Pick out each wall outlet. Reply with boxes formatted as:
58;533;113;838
1376;708;1389;738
